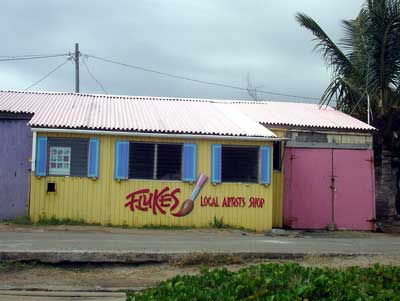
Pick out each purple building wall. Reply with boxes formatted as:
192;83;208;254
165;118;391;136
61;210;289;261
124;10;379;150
0;116;32;220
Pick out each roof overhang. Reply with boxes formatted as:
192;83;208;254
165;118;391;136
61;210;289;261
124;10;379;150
31;127;284;142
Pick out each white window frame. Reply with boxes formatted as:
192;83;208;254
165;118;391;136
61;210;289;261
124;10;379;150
49;146;71;176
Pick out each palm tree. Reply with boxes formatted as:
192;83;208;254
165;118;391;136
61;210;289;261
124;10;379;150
296;0;400;217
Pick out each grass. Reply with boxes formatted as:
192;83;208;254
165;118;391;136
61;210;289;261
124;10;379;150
0;261;34;273
9;215;101;227
36;216;99;226
127;262;400;300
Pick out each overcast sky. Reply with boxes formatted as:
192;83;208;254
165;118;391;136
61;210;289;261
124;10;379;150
0;0;364;102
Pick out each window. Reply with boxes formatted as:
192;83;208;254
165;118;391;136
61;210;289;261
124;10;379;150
47;138;89;177
273;141;282;171
49;147;71;175
129;143;154;179
221;146;258;183
128;142;182;180
157;144;182;180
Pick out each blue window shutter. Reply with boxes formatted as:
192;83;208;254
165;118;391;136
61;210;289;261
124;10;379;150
260;145;271;185
35;136;47;176
88;138;100;178
211;144;221;184
182;143;197;182
114;140;129;180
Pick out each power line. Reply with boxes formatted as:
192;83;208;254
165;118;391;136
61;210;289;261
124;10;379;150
0;49;325;101
0;53;69;62
81;57;108;94
86;54;321;101
24;58;70;91
0;53;67;58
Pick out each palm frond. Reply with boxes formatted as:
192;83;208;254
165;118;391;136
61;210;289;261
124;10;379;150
365;0;400;108
320;76;368;119
296;13;355;77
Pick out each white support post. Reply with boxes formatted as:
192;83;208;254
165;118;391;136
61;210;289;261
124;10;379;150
31;131;37;172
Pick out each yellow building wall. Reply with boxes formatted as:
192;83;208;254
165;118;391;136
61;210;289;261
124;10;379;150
29;133;274;232
271;129;286;228
272;172;284;227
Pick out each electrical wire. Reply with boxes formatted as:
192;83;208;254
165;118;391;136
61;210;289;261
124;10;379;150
0;53;66;58
0;51;326;102
87;54;321;101
81;58;108;94
0;53;69;62
24;59;70;91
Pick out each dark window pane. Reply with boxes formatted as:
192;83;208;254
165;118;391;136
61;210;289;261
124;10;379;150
221;146;258;183
273;142;282;171
47;138;89;177
129;143;154;179
157;144;182;180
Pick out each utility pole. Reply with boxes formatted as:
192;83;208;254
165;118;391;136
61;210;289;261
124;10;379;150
74;43;80;93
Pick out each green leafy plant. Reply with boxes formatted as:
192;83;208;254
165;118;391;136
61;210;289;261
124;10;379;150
209;216;226;229
127;263;400;300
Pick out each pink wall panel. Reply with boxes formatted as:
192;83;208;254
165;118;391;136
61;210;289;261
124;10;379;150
283;148;332;229
333;149;375;230
283;147;376;231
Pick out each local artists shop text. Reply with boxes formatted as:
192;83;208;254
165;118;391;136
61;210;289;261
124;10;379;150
200;196;265;208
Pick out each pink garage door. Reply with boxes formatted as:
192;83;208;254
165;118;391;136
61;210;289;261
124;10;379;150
283;148;375;230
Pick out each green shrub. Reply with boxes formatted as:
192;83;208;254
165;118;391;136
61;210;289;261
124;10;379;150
126;263;400;301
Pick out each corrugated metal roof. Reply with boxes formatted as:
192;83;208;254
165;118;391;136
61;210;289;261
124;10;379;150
0;90;276;138
231;101;375;131
0;90;375;136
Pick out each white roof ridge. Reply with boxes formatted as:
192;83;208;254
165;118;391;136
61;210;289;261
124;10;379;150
0;90;325;106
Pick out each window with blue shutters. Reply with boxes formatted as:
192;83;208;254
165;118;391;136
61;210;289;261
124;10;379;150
221;145;258;183
115;141;187;181
260;145;271;185
126;142;183;180
36;137;91;177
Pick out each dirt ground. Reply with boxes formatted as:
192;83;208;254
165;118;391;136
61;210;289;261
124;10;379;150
1;255;400;292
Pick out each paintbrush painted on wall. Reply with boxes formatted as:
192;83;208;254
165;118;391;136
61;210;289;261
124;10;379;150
172;173;208;217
